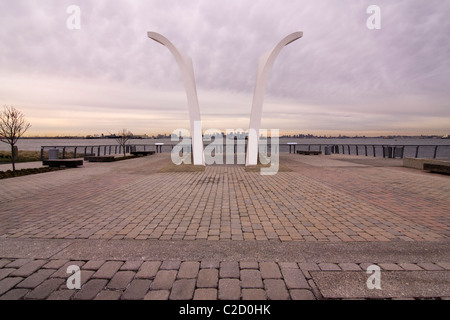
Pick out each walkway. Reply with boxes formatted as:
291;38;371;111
0;154;449;300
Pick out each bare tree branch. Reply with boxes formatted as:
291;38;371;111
115;128;133;157
0;106;31;171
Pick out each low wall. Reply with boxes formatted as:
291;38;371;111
403;158;450;170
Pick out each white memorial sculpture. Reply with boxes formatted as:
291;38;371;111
148;31;302;166
245;32;303;166
147;32;205;165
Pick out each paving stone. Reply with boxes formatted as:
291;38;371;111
122;279;151;300
120;260;143;271
178;261;200;279
200;261;220;269
197;269;219;288
151;270;177;290
338;263;362;271
398;263;423;271
378;263;403;271
92;261;123;279
107;271;135;290
0;259;12;268
417;263;444;271
318;263;341;271
290;289;316;300
278;262;299;269
218;279;240;300
42;260;69;269
73;279;108;300
25;278;64;300
193;288;218;300
0;268;15;281
83;260;106;270
10;260;47;277
5;259;32;269
169;279;196;300
135;261;161;279
160;260;181;270
240;261;259;269
280;268;309;289
16;269;56;289
220;262;240;279
242;288;266;300
0;277;24;296
259;262;282;279
0;288;29;300
94;290;122;300
50;261;85;278
359;263;376;271
240;269;263;288
46;290;75;300
264;279;290;300
436;262;450;270
298;262;320;272
144;290;170;300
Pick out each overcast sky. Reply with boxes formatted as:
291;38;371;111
0;0;449;136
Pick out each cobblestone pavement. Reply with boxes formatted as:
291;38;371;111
0;153;449;299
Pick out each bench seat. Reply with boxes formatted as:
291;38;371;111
43;159;83;168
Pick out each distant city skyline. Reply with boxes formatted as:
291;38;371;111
1;1;449;137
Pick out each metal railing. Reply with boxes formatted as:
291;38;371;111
41;143;450;160
284;144;450;159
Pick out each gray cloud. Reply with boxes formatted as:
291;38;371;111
0;0;449;135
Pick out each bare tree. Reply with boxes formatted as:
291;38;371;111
115;128;133;157
0;106;31;171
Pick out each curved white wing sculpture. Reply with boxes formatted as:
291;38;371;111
147;32;205;165
246;32;303;166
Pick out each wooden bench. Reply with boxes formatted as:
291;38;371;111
131;151;156;157
423;163;450;175
84;156;115;162
43;159;83;168
297;150;322;155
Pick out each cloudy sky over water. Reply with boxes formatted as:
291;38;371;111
0;0;449;136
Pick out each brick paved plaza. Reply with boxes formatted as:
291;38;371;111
0;153;449;300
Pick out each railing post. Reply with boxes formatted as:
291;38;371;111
373;145;376;157
40;147;44;161
84;147;87;156
415;146;419;158
365;145;368;157
347;145;350;155
62;147;66;159
74;147;77;159
356;145;359;156
433;145;438;159
97;146;101;156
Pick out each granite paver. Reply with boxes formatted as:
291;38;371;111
0;154;448;300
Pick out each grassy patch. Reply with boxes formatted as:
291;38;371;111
0;167;65;179
0;150;42;163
